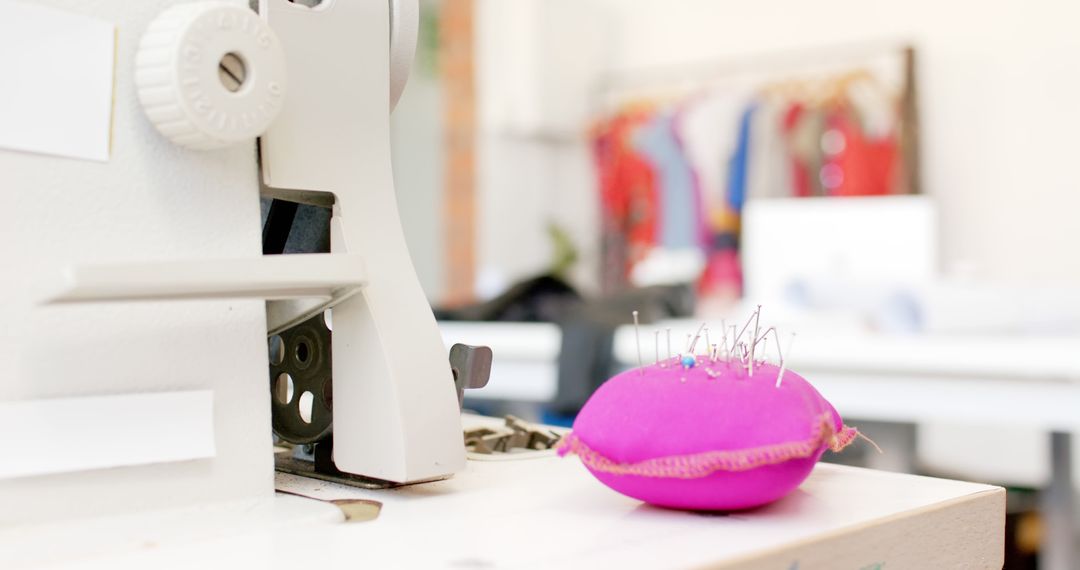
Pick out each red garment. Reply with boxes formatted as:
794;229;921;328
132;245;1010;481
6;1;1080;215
782;103;814;198
821;105;899;197
593;112;660;283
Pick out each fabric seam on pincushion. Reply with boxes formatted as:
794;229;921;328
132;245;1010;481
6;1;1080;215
557;414;858;479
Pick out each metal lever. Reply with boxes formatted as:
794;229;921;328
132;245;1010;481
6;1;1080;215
449;344;492;408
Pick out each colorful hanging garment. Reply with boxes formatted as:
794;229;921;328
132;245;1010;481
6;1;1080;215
633;110;707;251
678;95;746;302
819;103;899;196
726;105;755;212
592;110;660;291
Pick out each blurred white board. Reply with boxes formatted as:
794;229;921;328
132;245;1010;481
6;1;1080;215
742;196;938;306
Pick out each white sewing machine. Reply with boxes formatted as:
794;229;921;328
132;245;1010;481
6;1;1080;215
1;0;490;523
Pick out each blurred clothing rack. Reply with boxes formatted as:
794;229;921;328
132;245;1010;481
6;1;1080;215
594;40;914;94
589;41;921;196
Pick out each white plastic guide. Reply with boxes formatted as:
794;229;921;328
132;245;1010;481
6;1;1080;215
48;254;365;302
258;0;464;482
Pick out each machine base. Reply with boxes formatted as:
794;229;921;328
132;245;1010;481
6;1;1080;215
273;445;448;489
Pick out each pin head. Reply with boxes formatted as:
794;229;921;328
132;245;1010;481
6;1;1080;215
681;355;696;369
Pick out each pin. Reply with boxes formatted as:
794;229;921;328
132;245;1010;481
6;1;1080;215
654;330;660;366
720;319;729;360
776;333;796;388
710;343;718;363
688;322;706;353
704;327;711;356
732;311;755;348
749;305;761;376
632;310;643;373
666;328;672;362
759;327;783;369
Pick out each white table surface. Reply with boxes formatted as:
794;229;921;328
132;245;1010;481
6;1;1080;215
1;441;1002;570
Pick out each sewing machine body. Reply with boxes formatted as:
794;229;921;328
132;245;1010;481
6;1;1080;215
1;0;468;523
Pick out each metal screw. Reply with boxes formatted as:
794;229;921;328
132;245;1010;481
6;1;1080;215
218;52;246;92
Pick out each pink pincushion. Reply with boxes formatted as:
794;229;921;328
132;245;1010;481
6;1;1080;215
558;356;857;511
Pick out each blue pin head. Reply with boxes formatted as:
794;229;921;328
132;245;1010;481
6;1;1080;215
681;355;696;369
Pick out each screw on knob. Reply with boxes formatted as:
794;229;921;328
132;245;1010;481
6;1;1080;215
218;52;246;92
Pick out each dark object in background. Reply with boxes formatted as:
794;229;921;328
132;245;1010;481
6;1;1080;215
436;273;695;415
434;274;581;323
551;283;695;415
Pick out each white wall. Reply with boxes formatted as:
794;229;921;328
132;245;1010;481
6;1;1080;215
469;2;612;292
474;0;607;295
475;0;1080;291
0;0;272;522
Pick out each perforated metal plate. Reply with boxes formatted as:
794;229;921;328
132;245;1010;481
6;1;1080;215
269;312;333;444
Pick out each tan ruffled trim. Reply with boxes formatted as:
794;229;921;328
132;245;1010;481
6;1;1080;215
557;413;858;479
